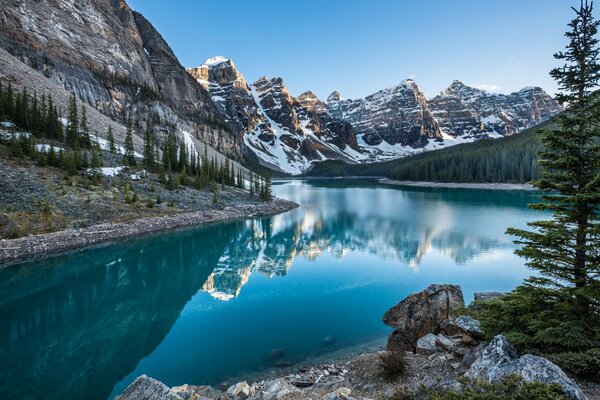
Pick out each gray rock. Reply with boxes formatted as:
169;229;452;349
454;316;485;339
172;384;222;400
416;333;439;355
466;335;586;400
260;378;299;400
473;292;504;302
383;284;464;352
116;375;183;400
227;381;254;398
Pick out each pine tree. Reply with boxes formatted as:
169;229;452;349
143;125;155;171
123;118;136;166
80;104;91;148
483;1;600;350
66;95;79;149
249;173;255;196
107;126;117;153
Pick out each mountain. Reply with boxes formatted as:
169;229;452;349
189;56;562;174
0;0;239;162
305;119;555;182
429;80;563;138
188;58;363;174
0;0;563;176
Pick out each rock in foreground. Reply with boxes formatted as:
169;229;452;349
466;335;586;400
116;375;182;400
383;284;465;351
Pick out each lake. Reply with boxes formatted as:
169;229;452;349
0;178;541;400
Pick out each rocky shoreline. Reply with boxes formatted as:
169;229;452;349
0;198;298;267
115;284;596;400
379;178;537;191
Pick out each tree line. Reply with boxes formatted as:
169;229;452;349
0;81;272;201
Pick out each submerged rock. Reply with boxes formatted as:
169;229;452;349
383;284;464;351
116;375;182;400
466;335;586;400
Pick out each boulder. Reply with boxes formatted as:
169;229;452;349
383;284;464;351
473;292;504;302
227;381;254;399
455;316;485;340
434;334;469;356
416;333;439;355
116;375;183;400
260;378;299;400
466;335;586;400
171;384;222;400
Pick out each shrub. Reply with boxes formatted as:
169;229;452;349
378;351;408;381
417;375;566;400
548;348;600;382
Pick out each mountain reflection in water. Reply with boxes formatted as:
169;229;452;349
0;179;539;400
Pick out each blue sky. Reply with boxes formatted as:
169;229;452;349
127;0;589;100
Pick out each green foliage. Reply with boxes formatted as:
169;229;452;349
414;375;566;400
107;126;116;153
122;118;136;166
547;348;600;382
487;1;600;352
478;285;600;349
306;126;548;182
378;351;408;381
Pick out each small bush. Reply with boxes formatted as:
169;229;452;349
548;348;600;382
417;375;566;400
378;351;408;381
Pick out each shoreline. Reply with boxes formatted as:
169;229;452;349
379;178;537;191
0;198;299;268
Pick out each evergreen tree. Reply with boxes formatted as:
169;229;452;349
66;95;79;149
123;118;136;166
107;126;117;153
143;125;155;171
483;1;600;350
80;104;91;148
249;173;255;196
91;144;103;170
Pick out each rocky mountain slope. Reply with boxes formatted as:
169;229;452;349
0;0;241;164
189;56;562;174
188;58;363;174
0;0;563;176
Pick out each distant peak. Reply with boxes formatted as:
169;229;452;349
327;91;344;102
298;90;319;100
203;56;230;66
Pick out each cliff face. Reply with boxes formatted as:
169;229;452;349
429;81;564;138
188;58;363;174
326;80;444;147
0;0;239;157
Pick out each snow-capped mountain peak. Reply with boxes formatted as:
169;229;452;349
203;55;230;66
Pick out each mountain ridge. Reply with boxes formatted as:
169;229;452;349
189;55;562;174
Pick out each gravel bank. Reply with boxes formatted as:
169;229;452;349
0;199;298;267
379;178;537;191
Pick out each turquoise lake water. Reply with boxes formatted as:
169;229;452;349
0;179;541;399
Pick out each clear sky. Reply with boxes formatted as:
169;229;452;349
126;0;591;100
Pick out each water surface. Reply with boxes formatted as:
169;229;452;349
0;179;540;400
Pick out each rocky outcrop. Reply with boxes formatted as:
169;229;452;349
382;284;465;351
0;0;237;158
466;335;586;400
187;58;363;174
116;375;182;400
326;80;444;147
430;80;563;138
